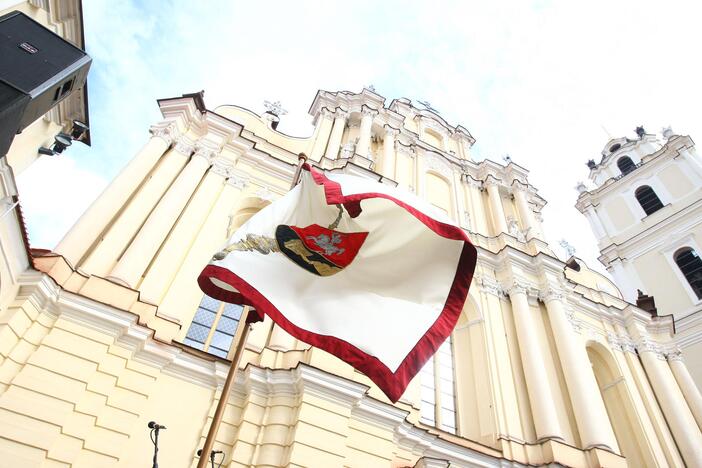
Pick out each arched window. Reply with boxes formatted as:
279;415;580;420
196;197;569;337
617;157;636;175
635;186;664;216
184;295;243;358
419;336;457;434
674;248;702;299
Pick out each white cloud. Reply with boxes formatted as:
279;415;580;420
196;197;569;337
16;155;107;249
18;0;702;277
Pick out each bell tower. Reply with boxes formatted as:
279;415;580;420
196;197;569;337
576;126;702;384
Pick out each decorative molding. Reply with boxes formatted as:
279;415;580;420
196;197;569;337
667;349;684;362
539;287;564;303
334;109;349;120
424;152;453;180
174;135;196;155
474;275;502;297
226;174;248;190
361;106;379;118
637;337;667;360
254;186;276;203
210;157;233;177
150;123;179;146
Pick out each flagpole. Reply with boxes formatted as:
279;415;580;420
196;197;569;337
196;307;250;468
196;153;308;467
291;152;308;189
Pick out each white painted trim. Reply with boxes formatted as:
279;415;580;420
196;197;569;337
661;234;702;307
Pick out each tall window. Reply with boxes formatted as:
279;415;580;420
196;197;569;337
184;295;243;358
675;248;702;299
617;156;636;175
419;336;457;434
635;185;664;216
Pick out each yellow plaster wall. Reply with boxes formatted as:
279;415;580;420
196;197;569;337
658;164;693;200
603;198;636;232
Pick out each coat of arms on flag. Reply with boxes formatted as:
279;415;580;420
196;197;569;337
199;164;477;402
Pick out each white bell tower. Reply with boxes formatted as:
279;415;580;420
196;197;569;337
576;126;702;384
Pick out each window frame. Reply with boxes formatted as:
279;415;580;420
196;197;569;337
183;295;245;359
419;335;458;434
674;247;702;300
663;235;702;306
634;185;665;216
616;156;636;176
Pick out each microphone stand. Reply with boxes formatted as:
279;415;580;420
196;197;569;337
150;424;163;468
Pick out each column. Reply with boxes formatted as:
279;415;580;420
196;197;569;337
379;126;398;179
108;142;215;287
138;158;232;304
485;177;508;235
324;110;347;160
542;289;619;451
159;175;247;324
608;259;637;303
356;107;377;158
583;207;607;240
309;108;335;161
507;283;564;441
54;124;175;266
513;183;536;240
80;137;195;276
639;342;702;466
466;178;488;234
668;350;702;430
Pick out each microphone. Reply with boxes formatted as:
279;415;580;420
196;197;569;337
148;421;166;430
197;449;224;456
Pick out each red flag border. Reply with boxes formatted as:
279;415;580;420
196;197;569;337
198;165;477;402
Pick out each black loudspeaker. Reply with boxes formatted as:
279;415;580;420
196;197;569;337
0;10;91;157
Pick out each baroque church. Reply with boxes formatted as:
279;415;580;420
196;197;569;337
2;1;702;467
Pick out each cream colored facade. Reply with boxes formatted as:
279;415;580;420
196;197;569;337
576;130;702;393
1;4;702;464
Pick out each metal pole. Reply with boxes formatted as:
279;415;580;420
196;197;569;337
196;307;251;468
151;427;159;468
196;153;308;468
291;153;308;189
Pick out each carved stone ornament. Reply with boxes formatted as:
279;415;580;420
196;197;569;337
637;337;666;360
340;139;356;159
424;153;453;180
227;174;248;190
506;280;530;296
474;275;502;297
210;157;233;177
335;109;349;120
174;136;196;155
150;123;179;146
193;145;217;163
667;349;684;361
539;287;564;303
361;106;379;118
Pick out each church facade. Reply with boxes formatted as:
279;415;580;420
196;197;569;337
576;129;702;396
2;1;702;466
3;85;702;466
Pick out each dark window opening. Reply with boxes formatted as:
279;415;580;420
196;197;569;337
617;156;636;176
610;143;621;153
635;186;664;216
674;248;702;299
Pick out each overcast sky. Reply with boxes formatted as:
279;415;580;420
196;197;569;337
16;0;702;275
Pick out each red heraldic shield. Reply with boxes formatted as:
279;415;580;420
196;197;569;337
199;165;477;403
276;224;368;277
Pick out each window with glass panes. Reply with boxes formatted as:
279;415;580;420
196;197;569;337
419;336;457;434
183;295;243;358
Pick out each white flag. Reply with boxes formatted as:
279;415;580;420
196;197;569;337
199;165;476;402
